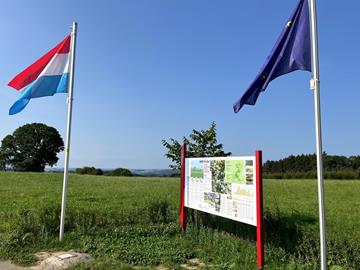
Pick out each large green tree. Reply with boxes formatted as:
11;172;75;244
162;122;231;171
0;123;64;172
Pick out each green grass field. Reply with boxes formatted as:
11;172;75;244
0;172;360;269
191;168;204;178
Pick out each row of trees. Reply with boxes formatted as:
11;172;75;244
162;122;360;180
263;153;360;173
263;153;360;179
75;166;133;176
2;122;359;180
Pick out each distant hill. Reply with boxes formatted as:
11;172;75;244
131;169;177;177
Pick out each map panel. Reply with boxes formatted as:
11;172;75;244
184;156;257;226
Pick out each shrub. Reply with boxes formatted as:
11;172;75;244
106;168;133;177
75;166;103;175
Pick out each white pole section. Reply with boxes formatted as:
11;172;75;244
59;21;77;241
308;1;327;269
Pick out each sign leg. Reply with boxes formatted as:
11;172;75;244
256;150;264;268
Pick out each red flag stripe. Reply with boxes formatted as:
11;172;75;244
8;35;71;91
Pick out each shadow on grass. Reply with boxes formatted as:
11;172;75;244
263;209;316;254
187;208;316;255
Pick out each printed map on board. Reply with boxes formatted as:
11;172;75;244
184;156;257;226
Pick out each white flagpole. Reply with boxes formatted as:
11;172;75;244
308;1;327;269
59;21;77;241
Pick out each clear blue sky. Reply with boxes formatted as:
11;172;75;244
0;0;359;169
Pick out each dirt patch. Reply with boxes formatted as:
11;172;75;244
0;251;92;270
180;258;206;269
0;260;40;270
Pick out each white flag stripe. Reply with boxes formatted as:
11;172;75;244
39;53;70;77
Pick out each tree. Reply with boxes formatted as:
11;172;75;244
107;168;133;177
0;123;64;172
162;122;231;171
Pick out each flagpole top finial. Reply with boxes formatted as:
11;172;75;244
71;22;78;34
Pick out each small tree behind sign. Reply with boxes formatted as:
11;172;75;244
162;122;231;171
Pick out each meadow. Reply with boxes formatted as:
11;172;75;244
191;168;204;178
0;172;359;270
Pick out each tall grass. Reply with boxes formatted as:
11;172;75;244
0;172;360;269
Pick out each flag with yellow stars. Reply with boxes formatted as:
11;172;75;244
233;0;311;113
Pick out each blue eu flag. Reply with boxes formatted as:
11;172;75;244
233;0;311;113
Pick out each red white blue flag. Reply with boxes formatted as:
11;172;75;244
8;35;71;115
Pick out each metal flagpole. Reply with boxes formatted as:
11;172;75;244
308;1;327;269
59;21;78;241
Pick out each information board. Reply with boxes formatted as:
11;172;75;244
184;156;257;226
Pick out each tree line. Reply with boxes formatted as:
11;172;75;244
263;153;360;179
2;122;360;180
162;122;360;180
75;166;133;177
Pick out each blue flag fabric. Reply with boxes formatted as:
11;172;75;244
233;0;311;113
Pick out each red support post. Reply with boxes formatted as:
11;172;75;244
256;150;264;269
179;144;187;231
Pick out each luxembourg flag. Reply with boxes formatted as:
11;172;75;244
8;35;71;115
